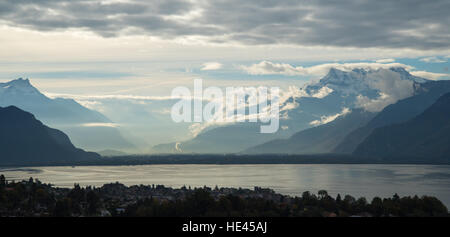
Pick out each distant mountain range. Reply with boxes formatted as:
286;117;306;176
3;67;449;164
243;109;376;154
244;78;450;161
334;80;450;154
0;106;100;165
354;92;450;162
0;78;133;152
153;67;429;154
152;123;281;154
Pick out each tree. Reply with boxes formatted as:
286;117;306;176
355;197;368;212
371;197;384;216
53;198;72;217
393;193;400;201
302;191;311;200
0;175;5;188
344;195;356;204
336;194;342;203
86;190;100;215
318;190;328;199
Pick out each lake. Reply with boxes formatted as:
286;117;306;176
1;164;450;208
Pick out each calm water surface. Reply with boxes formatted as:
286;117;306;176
1;164;450;208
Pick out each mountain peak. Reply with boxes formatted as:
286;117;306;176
388;67;410;75
389;67;407;72
316;66;428;89
319;68;360;87
4;77;32;86
0;78;42;96
351;68;367;74
388;67;428;83
0;105;100;165
0;105;37;123
325;67;345;77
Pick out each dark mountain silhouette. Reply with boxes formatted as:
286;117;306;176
0;78;134;151
0;106;100;165
353;92;450;162
243;109;376;154
334;80;450;154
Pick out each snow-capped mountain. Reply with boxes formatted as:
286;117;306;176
308;67;426;92
281;67;428;130
152;67;430;154
302;67;427;106
0;78;108;123
0;78;134;152
0;78;43;96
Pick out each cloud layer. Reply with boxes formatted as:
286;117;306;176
241;61;449;80
309;107;351;126
420;57;447;63
201;62;223;71
0;0;449;50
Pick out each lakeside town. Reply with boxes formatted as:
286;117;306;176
0;174;448;217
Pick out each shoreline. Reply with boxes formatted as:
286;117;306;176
1;153;450;167
2;163;450;170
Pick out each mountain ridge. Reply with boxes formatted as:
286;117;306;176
353;92;450;161
153;67;430;154
0;78;134;152
0;105;100;165
243;109;377;154
334;79;450;153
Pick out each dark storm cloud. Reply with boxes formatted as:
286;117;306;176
0;0;449;50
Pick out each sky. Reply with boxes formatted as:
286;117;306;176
0;0;449;96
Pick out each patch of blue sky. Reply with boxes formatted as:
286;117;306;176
395;58;449;74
